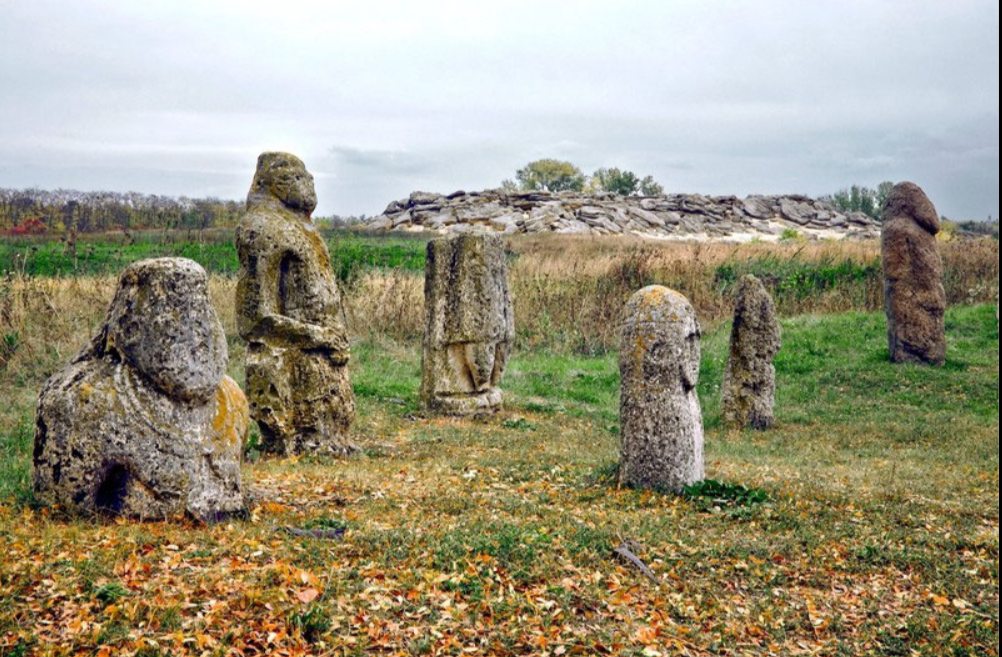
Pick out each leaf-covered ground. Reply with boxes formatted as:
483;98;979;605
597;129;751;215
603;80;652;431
1;306;998;656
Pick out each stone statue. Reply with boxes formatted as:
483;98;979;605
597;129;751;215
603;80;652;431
236;153;356;456
882;182;947;366
619;286;704;492
722;275;782;430
421;232;514;416
33;258;247;521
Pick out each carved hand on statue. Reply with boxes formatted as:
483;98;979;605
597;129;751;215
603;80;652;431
463;343;497;392
253;315;349;362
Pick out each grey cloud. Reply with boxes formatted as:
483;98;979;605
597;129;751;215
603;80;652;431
0;0;997;219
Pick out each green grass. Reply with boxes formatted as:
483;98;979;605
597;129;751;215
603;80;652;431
0;231;429;279
0;415;32;505
714;255;881;300
0;305;997;656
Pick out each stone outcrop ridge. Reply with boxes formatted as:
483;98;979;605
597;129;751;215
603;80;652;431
368;190;881;241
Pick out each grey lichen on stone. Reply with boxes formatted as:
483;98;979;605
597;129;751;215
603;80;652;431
421;232;514;416
721;275;781;430
33;258;248;522
619;286;704;493
236;152;356;456
882;182;947;366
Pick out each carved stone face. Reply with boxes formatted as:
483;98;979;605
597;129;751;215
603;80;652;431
103;258;228;404
623;286;701;393
250;152;318;215
679;310;701;391
883;181;939;235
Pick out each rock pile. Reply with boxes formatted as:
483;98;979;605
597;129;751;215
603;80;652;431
619;286;705;492
882;182;947;366
237;153;356;456
368;190;881;241
33;258;248;522
421;233;514;416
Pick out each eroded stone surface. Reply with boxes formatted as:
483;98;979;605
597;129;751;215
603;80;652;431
882;182;947;366
421;233;514;416
236;153;356;456
33;258;247;521
619;286;704;492
722;276;781;429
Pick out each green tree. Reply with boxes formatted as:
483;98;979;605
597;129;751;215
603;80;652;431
640;176;665;197
826;183;893;221
590;168;641;196
876;181;894;213
515;160;587;193
499;179;520;194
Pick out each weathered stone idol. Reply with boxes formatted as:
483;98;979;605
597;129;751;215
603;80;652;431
421;232;514;416
33;258;247;521
882;182;947;366
236;152;356;456
722;276;782;430
619;286;705;492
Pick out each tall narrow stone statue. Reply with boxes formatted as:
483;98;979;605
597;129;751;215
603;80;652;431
722;275;781;430
236;153;356;456
882;182;947;366
33;259;247;521
619;286;704;492
421;233;514;416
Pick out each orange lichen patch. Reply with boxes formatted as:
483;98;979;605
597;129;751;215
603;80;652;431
637;285;672;307
304;227;333;270
78;382;96;403
212;377;250;450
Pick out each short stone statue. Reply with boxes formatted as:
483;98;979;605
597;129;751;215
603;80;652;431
421;232;514;416
236;152;356;456
619;286;704;492
722;275;781;429
882;182;947;366
33;258;247;521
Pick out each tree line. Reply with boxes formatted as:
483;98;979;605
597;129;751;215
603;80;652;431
502;159;665;196
0;188;244;236
822;183;895;221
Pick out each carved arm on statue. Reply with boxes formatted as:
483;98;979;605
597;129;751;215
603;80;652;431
247;314;350;364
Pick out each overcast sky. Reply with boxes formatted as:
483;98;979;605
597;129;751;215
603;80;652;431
1;0;998;218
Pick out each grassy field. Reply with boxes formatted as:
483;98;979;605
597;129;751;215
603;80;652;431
3;232;999;355
0;231;428;280
0;297;997;656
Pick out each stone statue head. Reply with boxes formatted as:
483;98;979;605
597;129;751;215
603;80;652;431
883;182;939;235
97;258;228;404
623;286;701;392
248;152;318;216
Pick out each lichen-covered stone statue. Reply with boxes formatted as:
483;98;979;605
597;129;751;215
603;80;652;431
236;153;355;456
619;286;704;492
33;258;247;521
882;182;947;366
722;276;782;430
421;233;514;416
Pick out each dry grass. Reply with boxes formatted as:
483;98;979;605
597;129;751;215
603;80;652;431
350;236;998;351
0;236;998;656
1;305;997;657
2;238;998;381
